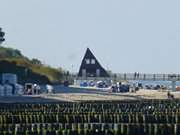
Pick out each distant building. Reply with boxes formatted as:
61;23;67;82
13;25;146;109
78;48;109;77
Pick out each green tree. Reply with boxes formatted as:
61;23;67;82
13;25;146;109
0;28;5;44
31;58;42;66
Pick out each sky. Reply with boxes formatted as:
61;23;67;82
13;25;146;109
0;0;180;73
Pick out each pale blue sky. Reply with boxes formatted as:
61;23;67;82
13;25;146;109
1;0;180;73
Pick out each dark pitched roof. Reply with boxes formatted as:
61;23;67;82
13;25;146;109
78;48;109;77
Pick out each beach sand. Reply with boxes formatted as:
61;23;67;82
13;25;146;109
0;89;180;103
39;89;180;102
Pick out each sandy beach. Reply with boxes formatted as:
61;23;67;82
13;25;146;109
0;89;180;103
37;89;180;102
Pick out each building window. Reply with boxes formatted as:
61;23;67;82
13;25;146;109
85;59;90;64
91;59;95;64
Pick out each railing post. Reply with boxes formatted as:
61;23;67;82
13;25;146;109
143;74;146;80
124;73;126;80
172;80;176;91
168;74;170;80
163;74;165;81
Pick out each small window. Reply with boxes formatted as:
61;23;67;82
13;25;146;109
85;59;90;64
91;59;95;64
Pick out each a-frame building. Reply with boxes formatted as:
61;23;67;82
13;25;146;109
78;48;109;77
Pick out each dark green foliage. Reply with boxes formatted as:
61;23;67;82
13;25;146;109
0;28;5;43
0;47;22;58
31;58;42;66
0;46;65;83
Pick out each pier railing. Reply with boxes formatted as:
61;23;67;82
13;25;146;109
115;73;180;81
74;73;180;81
